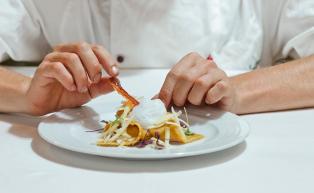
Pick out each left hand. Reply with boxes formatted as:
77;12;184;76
158;52;238;112
25;43;118;115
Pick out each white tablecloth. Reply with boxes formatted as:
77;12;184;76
1;67;314;193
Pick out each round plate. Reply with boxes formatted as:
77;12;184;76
38;99;250;160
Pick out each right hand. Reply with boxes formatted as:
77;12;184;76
157;52;238;112
25;42;119;115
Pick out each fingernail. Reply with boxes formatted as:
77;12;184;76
93;73;101;83
79;87;88;93
111;66;119;75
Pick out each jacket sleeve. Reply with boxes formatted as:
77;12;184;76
279;0;314;60
0;0;50;63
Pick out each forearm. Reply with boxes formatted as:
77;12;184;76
232;55;314;114
0;66;31;114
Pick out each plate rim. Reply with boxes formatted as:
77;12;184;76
38;108;250;160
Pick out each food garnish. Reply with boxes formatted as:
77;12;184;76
109;77;139;107
97;98;204;149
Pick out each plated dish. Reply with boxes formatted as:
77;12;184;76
37;77;250;159
97;77;203;149
38;99;250;159
97;99;204;149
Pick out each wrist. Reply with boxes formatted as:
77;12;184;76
229;76;246;114
6;70;36;115
22;77;47;116
0;67;36;115
19;76;34;115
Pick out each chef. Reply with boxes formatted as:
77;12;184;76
0;0;314;115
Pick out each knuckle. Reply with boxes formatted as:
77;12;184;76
92;44;104;51
177;73;185;81
211;67;226;76
178;74;192;82
49;62;62;72
195;78;208;88
44;52;55;60
204;60;214;68
39;61;50;68
167;70;179;80
208;68;226;79
39;62;62;74
209;60;217;66
43;61;54;69
66;53;79;63
186;52;200;59
205;63;217;72
53;44;63;51
37;61;49;73
75;42;90;52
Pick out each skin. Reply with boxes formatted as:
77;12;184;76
0;42;118;116
158;52;314;114
1;44;314;115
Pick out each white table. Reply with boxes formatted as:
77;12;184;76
1;67;314;193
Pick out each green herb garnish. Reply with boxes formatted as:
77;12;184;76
185;129;194;136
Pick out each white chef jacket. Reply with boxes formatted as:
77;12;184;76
253;0;314;67
0;0;313;70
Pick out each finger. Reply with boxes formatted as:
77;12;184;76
46;52;89;93
158;52;201;106
170;52;201;74
158;72;176;107
188;69;226;105
151;94;159;100
88;78;114;98
92;45;119;77
54;42;102;83
205;80;229;105
41;62;76;91
172;59;211;106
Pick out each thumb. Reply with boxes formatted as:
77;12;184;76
89;78;114;98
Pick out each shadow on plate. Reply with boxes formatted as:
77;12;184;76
42;106;103;131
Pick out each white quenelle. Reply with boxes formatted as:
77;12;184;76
131;99;167;129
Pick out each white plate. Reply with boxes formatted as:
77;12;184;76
38;99;250;160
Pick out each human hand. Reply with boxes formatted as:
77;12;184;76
158;52;238;112
26;42;118;115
